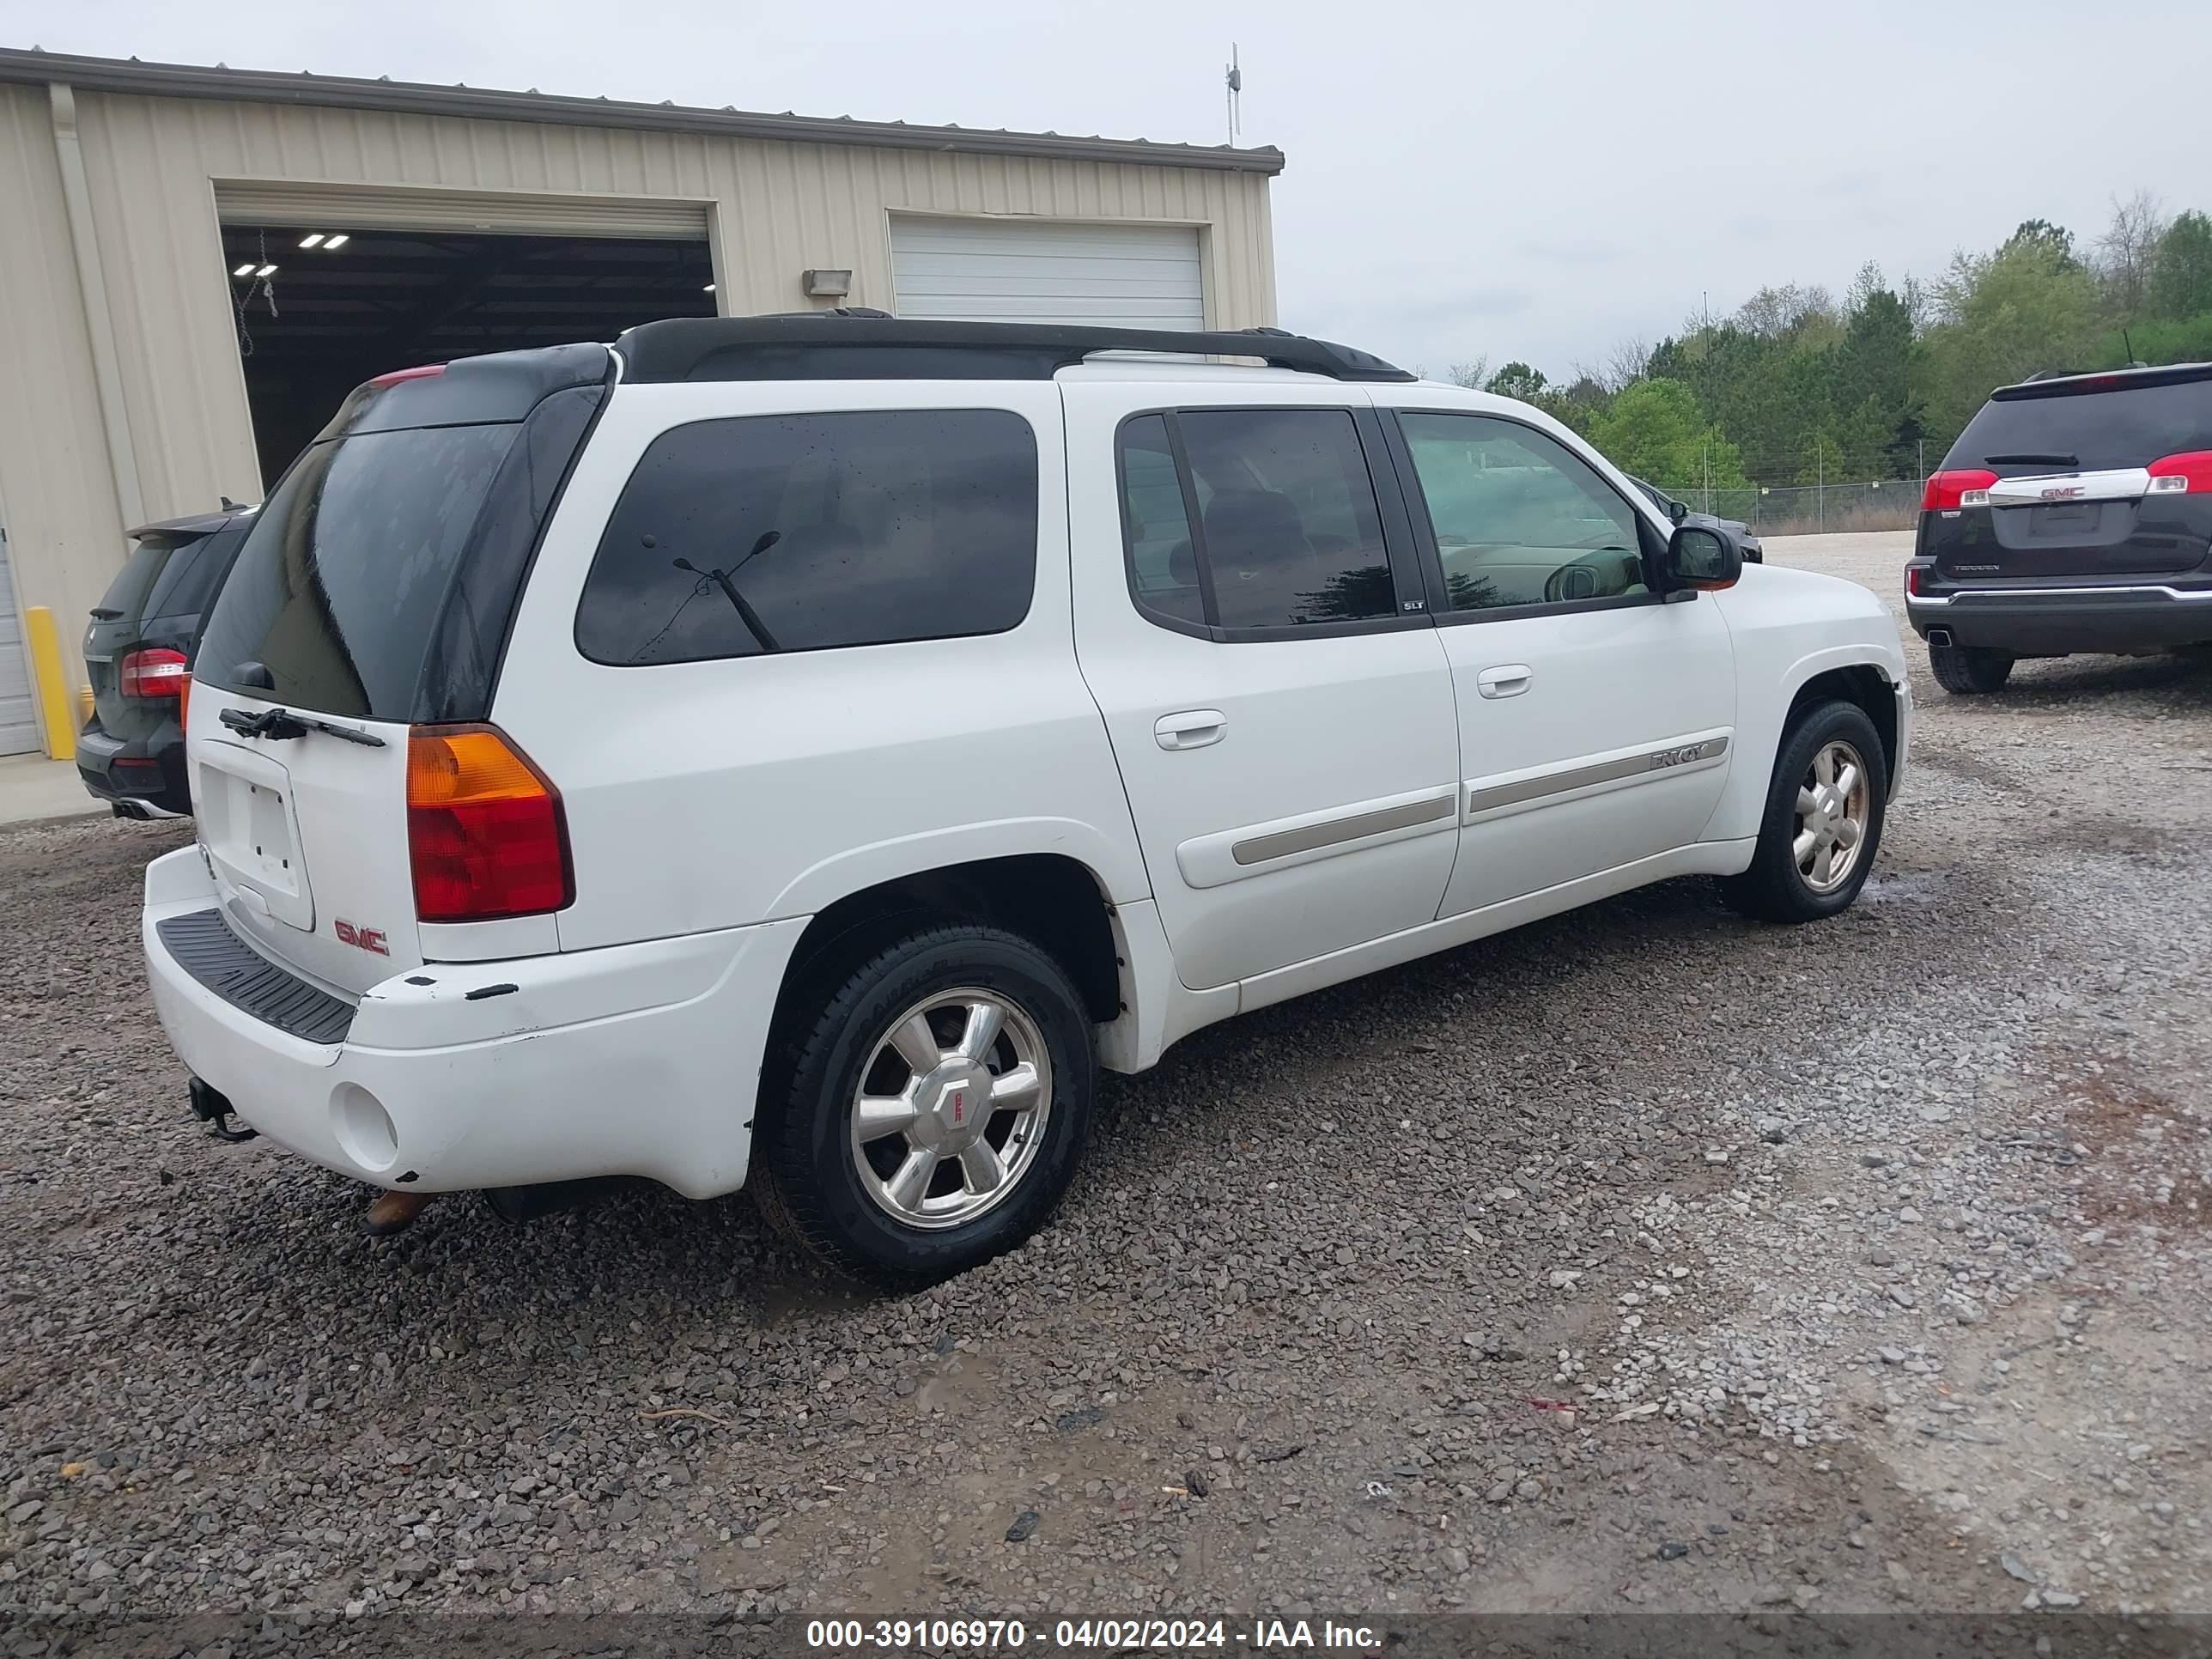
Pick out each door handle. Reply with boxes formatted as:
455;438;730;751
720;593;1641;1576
1154;709;1227;750
1476;664;1533;699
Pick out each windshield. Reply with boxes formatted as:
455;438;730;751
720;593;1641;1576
195;424;518;720
1949;380;2212;473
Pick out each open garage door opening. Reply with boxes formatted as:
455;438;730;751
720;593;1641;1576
221;224;715;483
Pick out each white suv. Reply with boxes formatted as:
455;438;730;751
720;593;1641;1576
143;314;1911;1285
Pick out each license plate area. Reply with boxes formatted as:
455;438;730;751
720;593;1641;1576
195;741;313;930
2032;501;2097;532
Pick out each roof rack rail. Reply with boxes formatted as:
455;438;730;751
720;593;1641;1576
614;312;1415;385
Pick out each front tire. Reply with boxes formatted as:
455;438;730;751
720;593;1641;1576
1928;641;2014;694
1724;700;1887;923
755;922;1095;1289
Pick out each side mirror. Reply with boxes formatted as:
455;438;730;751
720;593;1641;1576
1666;497;1688;526
1664;523;1741;593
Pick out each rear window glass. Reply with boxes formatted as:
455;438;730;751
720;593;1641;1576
1949;379;2212;472
94;542;172;620
575;410;1037;665
196;425;518;720
141;523;245;621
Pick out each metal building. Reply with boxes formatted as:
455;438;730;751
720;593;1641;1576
0;48;1284;753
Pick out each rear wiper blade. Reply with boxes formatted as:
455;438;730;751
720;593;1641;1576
89;606;124;620
1984;453;2079;466
219;705;386;747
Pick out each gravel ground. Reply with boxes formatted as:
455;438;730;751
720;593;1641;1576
3;527;2208;1635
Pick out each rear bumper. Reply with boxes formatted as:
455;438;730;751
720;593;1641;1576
77;724;190;815
1905;584;2212;655
141;846;807;1198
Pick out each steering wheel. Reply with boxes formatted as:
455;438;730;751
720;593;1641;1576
1543;549;1638;605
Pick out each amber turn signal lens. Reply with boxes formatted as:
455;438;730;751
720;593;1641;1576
405;726;571;922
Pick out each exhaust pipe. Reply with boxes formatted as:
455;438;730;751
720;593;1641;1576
1924;628;1954;647
481;1176;623;1225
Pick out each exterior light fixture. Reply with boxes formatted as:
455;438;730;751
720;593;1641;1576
803;268;853;298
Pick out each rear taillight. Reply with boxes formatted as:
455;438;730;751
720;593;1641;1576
2148;451;2212;495
119;647;189;698
179;675;192;727
1905;565;1923;597
1922;469;1998;512
405;726;572;922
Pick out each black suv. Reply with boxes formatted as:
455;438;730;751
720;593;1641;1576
1905;363;2212;693
78;504;252;816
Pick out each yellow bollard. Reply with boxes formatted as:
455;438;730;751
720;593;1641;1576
24;605;76;762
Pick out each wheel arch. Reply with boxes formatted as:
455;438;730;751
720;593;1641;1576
769;852;1128;1048
1705;645;1906;843
1783;658;1900;789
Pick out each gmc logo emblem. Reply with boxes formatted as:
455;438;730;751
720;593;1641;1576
334;919;389;956
2040;485;2086;501
948;1089;968;1128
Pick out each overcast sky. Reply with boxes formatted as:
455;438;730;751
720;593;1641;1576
15;0;2212;378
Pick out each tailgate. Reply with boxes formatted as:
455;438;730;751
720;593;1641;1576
176;344;610;995
188;690;419;996
1933;467;2209;580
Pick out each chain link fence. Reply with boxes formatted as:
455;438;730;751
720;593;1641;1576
1647;436;1983;536
1648;478;1921;536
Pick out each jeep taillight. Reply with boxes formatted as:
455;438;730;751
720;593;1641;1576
2148;452;2212;495
1922;469;1998;512
405;726;571;922
119;647;189;697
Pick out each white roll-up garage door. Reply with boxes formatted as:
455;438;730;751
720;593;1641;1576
891;216;1205;330
0;531;37;757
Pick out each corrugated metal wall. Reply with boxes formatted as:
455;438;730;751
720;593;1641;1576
0;82;1277;702
0;84;134;717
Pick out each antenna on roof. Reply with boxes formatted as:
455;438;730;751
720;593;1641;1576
1224;45;1242;146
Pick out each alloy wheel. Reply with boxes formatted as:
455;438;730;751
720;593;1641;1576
848;988;1053;1231
1793;738;1870;894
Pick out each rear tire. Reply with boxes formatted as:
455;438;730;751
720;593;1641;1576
1928;641;2014;694
754;922;1095;1289
1724;700;1887;924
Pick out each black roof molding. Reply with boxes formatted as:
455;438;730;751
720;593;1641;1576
0;48;1286;175
615;314;1413;384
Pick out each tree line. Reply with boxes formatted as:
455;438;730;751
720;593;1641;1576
1445;192;2212;493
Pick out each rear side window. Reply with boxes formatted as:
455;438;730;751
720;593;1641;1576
1118;416;1206;628
576;410;1038;665
197;425;519;720
1949;380;2212;472
1115;408;1398;634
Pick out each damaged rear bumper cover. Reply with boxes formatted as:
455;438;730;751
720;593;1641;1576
141;845;805;1198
